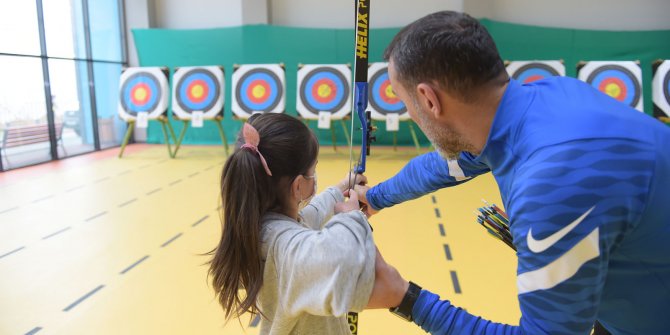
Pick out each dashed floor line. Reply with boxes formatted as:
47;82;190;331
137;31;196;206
119;255;150;275
63;285;105;312
0;246;25;260
160;233;183;248
42;226;72;240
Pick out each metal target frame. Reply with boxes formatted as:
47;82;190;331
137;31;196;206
296;64;351;120
506;60;565;83
578;61;643;112
367;62;409;121
231;64;286;119
171;66;224;120
118;67;169;121
652;60;670;118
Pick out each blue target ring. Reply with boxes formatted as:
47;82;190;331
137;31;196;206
300;68;348;113
120;73;161;114
587;65;640;107
176;69;218;112
512;63;560;84
369;71;405;114
236;69;282;113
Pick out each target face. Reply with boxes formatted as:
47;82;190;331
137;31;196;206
118;67;169;121
652;60;670;117
171;66;224;119
506;61;565;83
368;62;409;121
296;64;351;120
579;61;643;111
231;64;285;118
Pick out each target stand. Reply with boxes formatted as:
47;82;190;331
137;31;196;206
170;66;229;158
652;59;670;126
577;60;644;112
296;64;353;152
117;67;178;158
368;62;422;154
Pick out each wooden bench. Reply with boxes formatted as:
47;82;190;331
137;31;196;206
1;123;65;167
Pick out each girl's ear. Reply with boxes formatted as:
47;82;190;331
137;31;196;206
290;175;304;201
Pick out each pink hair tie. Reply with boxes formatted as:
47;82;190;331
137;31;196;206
241;123;273;176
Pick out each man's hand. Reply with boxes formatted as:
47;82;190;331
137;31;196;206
366;247;409;309
337;172;368;192
348;184;379;217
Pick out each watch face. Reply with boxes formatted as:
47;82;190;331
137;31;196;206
389;281;422;322
390;306;412;321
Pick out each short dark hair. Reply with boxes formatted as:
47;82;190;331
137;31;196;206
384;11;508;102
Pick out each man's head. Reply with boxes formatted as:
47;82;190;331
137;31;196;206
384;11;508;158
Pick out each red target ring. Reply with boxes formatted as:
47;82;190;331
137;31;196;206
186;79;209;104
311;78;337;104
130;83;151;106
380;80;400;105
598;77;627;102
247;79;271;104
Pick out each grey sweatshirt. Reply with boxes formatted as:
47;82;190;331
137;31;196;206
258;187;376;335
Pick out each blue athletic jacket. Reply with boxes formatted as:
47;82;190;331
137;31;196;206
367;78;670;335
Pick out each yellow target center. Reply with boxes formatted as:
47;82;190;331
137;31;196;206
385;85;397;98
252;85;266;98
133;87;148;101
191;85;204;98
604;83;621;98
317;84;332;98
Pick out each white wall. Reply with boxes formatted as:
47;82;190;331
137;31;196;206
465;0;670;31
152;0;243;29
270;0;464;28
131;0;670;31
123;0;152;67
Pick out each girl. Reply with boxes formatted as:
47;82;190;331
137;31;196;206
208;113;375;334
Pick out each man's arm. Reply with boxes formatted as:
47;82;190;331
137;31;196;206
369;139;652;334
366;151;490;210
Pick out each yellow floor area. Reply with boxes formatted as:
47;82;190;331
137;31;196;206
0;145;519;335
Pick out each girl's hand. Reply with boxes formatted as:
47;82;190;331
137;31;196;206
337;172;368;192
335;189;362;214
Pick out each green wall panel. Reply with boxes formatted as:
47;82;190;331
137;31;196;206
133;20;670;146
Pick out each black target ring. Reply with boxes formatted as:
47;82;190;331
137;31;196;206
586;65;641;108
512;63;560;83
120;72;162;116
368;69;406;116
299;67;349;114
235;68;283;114
175;68;220;114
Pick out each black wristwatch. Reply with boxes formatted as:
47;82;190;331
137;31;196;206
389;281;422;322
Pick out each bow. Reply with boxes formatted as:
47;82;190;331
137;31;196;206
347;1;374;334
349;0;376;187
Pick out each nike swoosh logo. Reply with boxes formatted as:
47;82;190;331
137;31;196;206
527;206;596;253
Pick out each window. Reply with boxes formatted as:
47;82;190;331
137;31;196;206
0;0;126;171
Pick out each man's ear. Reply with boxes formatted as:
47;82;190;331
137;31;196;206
416;83;443;119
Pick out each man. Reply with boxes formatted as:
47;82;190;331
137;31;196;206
359;11;670;335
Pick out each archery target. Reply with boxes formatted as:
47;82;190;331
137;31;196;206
296;64;351;120
368;62;409;121
118;67;169;121
578;61;643;111
652;60;670;117
171;66;224;119
231;64;285;118
506;61;565;83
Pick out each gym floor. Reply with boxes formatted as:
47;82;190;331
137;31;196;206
0;144;519;335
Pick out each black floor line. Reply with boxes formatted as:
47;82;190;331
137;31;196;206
42;226;72;240
161;233;183;248
120;255;150;275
